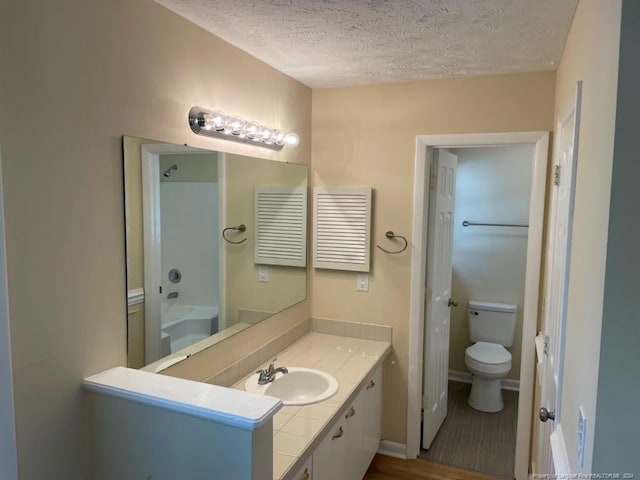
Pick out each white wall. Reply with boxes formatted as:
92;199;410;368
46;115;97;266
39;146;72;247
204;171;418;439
449;146;533;380
160;182;219;310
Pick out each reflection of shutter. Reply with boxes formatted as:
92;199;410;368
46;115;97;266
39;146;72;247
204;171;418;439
313;187;372;272
255;187;307;267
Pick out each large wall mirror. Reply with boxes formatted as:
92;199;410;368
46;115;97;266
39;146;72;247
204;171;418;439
123;136;308;371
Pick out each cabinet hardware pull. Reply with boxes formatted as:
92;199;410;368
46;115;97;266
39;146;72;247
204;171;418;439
345;406;356;419
367;380;375;390
301;468;310;480
332;426;344;440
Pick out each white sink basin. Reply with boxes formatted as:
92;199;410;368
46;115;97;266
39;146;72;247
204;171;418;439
245;367;338;406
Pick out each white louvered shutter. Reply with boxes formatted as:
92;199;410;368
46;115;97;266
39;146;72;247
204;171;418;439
313;187;372;272
255;187;307;267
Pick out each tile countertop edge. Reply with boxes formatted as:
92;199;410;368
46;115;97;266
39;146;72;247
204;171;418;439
281;342;392;480
83;366;282;431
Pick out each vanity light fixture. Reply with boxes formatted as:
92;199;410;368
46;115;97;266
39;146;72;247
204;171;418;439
188;106;300;151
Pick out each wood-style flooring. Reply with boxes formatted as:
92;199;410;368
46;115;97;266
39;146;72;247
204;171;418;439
364;454;503;480
420;381;518;479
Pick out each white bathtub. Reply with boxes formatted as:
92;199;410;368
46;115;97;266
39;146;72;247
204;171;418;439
161;304;219;356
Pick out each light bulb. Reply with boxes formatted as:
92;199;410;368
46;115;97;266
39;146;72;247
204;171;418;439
226;116;245;135
283;132;300;147
245;121;261;139
201;112;215;130
211;110;227;131
273;130;285;145
261;126;274;143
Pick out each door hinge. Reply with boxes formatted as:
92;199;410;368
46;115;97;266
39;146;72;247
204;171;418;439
553;165;561;186
544;335;550;355
429;172;438;190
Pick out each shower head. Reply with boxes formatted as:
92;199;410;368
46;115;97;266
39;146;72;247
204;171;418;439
162;164;178;178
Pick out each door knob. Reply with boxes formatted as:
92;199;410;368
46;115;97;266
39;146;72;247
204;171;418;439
448;298;458;307
539;407;555;422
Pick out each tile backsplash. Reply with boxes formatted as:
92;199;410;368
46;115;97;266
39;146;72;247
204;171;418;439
205;317;392;387
311;317;392;342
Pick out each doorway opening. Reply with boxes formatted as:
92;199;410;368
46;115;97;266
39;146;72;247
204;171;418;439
421;145;534;478
407;132;549;480
140;144;225;365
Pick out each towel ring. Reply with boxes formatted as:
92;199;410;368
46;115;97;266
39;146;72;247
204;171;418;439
376;230;408;254
222;224;247;244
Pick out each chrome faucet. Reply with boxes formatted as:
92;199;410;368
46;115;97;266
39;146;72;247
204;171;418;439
256;359;288;385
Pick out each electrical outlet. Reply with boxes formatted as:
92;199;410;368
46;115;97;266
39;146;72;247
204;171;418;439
258;265;269;282
357;273;369;292
577;407;587;468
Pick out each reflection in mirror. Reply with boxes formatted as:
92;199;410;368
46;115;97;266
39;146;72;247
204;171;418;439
123;136;307;371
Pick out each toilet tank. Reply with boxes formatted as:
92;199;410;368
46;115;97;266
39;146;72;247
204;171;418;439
468;300;518;347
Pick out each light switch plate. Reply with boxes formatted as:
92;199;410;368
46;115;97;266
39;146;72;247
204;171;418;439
258;265;269;282
577;406;587;468
357;273;369;292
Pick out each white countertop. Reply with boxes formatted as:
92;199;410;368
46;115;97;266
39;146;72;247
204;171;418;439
83;366;282;431
233;332;391;480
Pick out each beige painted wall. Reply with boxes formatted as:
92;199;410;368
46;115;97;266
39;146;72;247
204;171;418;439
224;153;307;327
311;71;556;444
549;0;622;472
0;0;311;477
449;146;533;381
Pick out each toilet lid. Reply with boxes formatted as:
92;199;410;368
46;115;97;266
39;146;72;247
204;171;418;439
466;342;511;364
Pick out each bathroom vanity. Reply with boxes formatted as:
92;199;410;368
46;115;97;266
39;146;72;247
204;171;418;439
236;331;390;480
83;321;390;480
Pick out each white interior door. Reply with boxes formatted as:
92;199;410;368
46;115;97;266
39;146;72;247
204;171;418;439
422;148;457;450
142;147;163;365
537;81;582;474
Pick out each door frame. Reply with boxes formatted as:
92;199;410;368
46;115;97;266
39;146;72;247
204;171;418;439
538;81;582;475
407;132;549;480
140;143;222;364
0;143;18;480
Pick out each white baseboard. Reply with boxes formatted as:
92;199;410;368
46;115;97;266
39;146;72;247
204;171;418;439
449;369;520;392
377;440;407;459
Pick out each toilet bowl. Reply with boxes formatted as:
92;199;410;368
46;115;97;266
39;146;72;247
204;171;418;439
465;341;512;412
465;300;517;412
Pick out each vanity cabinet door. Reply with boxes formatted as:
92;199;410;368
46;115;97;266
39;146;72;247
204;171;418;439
313;421;345;480
362;365;383;467
344;391;365;480
290;456;312;480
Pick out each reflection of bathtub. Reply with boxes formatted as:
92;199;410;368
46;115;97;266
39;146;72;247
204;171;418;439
160;304;218;356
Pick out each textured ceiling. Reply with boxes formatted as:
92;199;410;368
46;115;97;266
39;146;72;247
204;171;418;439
155;0;578;88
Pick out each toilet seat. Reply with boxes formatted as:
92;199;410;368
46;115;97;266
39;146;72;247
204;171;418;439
465;341;511;375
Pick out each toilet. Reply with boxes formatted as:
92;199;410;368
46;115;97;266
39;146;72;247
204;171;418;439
465;300;517;413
